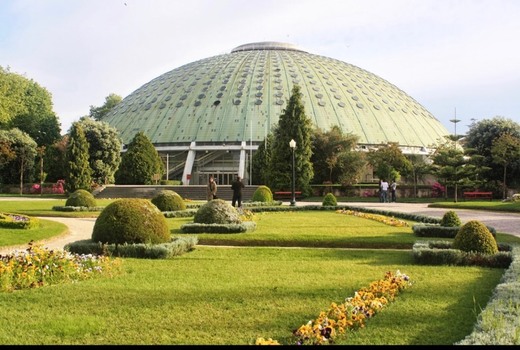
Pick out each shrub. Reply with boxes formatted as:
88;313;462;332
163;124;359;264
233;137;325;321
251;185;273;202
92;198;170;244
439;210;461;227
65;189;97;208
322;193;337;206
193;199;241;224
151;190;186;211
452;220;499;255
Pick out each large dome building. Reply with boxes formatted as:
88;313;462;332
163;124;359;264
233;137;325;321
102;42;449;185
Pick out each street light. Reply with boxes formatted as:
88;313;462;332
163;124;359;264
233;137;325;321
289;139;296;206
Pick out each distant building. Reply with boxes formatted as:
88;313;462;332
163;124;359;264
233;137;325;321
102;42;449;185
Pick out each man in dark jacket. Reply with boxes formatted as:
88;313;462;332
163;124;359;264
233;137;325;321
231;175;245;207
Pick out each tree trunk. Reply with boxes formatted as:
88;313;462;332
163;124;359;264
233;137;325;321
503;165;507;199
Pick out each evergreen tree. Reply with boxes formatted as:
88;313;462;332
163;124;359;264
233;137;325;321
115;132;164;185
44;135;68;182
65;123;92;193
430;138;475;202
251;132;274;185
268;85;314;195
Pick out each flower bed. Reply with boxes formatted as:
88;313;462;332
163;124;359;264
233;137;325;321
336;209;409;227
256;270;412;345
0;241;122;292
0;212;39;229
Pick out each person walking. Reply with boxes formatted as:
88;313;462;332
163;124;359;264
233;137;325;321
207;175;217;201
231;175;245;207
380;179;389;203
390;180;397;202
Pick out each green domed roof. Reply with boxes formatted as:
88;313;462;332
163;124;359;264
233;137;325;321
103;41;449;149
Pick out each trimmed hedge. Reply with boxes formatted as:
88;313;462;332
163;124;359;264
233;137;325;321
65;236;198;259
53;206;105;212
180;221;257;234
412;241;512;268
412;223;497;238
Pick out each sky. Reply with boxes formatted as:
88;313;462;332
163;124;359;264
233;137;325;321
2;0;519;136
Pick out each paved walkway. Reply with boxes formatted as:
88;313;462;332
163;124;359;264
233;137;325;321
1;200;518;255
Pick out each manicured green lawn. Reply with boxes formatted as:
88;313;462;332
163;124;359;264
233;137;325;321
169;211;418;249
0;219;67;248
0;197;518;345
0;246;504;345
429;200;520;213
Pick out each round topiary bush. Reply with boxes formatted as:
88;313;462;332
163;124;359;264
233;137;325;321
151;190;186;211
440;210;461;227
92;198;170;244
452;220;498;255
251;185;273;202
65;189;97;208
322;192;337;206
193;199;241;224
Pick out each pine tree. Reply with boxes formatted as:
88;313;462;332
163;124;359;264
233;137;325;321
268;85;314;195
65;123;92;193
115;132;164;185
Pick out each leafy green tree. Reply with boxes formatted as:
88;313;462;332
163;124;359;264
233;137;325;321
268;85;314;195
0;66;29;126
10;112;61;147
0;138;16;169
404;154;432;198
65;123;92;193
89;93;122;121
115;132;164;185
465;116;520;187
76;117;122;184
366;142;412;183
0;66;61;146
491;133;520;199
0;128;37;190
311;125;365;185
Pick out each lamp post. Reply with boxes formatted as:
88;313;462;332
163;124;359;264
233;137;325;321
289;139;296;206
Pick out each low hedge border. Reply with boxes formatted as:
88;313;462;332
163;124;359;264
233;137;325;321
412;240;513;268
163;209;198;218
52;206;105;212
456;244;520;345
245;204;441;224
180;221;257;234
412;223;497;238
64;236;198;259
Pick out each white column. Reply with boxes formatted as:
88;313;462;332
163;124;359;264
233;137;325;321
182;142;197;185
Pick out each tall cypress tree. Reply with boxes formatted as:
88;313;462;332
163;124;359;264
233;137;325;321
65;123;92;193
115;132;164;185
268;85;314;195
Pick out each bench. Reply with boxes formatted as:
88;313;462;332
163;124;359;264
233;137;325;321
463;191;493;201
274;191;302;200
